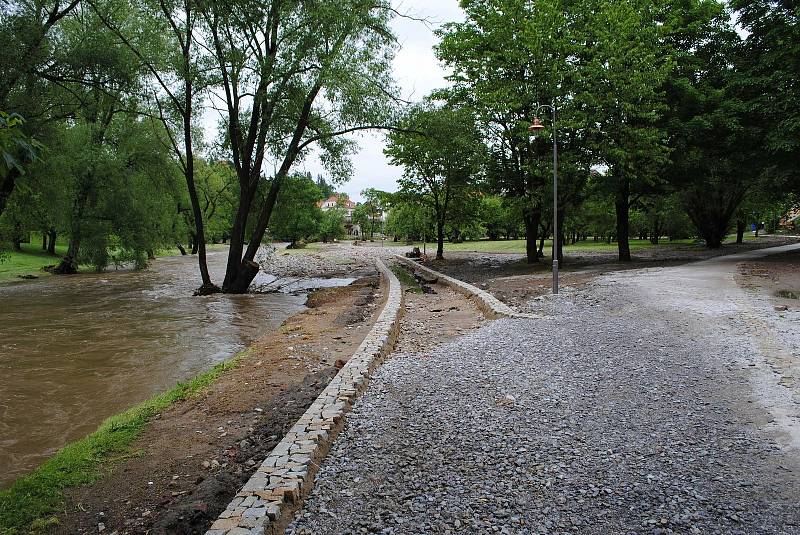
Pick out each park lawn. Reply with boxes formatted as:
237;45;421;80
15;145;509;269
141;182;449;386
376;238;698;255
341;234;760;255
0;243;67;283
0;351;248;534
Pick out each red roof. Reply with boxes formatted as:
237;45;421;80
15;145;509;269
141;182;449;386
318;195;355;209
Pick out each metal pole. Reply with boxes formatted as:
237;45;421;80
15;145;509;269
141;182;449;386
552;105;559;294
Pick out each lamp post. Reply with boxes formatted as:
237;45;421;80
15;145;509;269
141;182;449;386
529;104;558;294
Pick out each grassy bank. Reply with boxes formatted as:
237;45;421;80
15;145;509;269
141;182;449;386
0;243;67;283
0;350;248;534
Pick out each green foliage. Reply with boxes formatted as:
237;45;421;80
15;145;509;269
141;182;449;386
0;112;39;177
318;207;346;243
385;201;434;242
385;102;484;257
730;0;800;191
270;176;322;247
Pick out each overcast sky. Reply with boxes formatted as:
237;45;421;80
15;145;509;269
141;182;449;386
299;0;465;202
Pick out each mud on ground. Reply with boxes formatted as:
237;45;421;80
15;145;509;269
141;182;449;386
391;263;486;354
57;275;383;535
735;249;800;396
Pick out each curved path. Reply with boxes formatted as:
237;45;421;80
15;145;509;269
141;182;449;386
288;245;800;535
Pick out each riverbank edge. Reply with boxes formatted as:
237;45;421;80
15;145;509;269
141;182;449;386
206;259;403;535
394;255;538;319
0;349;251;534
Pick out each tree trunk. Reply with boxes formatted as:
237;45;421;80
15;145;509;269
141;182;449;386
0;168;20;220
42;231;47;251
736;219;745;244
523;210;541;264
179;10;217;295
615;177;631;261
54;237;80;274
176;243;187;255
47;228;57;255
190;234;199;255
436;216;445;260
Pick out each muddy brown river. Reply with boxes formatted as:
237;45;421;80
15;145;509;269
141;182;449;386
0;249;344;488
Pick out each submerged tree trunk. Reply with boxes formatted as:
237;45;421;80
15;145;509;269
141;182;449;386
615;176;631;261
54;237;80;274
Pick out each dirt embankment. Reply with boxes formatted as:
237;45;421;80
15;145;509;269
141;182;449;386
57;276;383;534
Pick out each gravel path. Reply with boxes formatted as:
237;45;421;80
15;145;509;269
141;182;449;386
287;247;800;535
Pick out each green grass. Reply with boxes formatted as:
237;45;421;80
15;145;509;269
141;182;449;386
0;350;248;534
340;235;763;255
390;264;423;293
0;242;67;283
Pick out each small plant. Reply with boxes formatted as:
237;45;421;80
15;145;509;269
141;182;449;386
391;264;423;293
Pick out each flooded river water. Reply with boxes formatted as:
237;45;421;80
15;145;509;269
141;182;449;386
0;249;328;488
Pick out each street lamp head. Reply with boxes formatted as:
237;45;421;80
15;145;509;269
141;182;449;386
528;117;544;133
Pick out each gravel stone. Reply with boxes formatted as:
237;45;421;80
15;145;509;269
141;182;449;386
287;258;800;534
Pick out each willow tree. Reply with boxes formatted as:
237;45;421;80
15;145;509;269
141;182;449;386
0;0;81;219
203;0;399;293
90;0;219;292
385;103;483;260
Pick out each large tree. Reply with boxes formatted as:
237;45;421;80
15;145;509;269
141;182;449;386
730;0;799;193
661;2;755;248
90;0;219;292
385;102;483;259
574;0;671;261
203;0;400;293
437;0;587;264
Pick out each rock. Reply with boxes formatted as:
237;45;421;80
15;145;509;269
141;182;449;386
414;271;438;285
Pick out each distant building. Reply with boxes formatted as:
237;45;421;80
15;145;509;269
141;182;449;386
318;194;361;236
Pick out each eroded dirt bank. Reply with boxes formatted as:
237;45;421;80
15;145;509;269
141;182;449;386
56;275;383;534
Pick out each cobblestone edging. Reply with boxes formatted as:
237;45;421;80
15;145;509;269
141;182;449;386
394;255;537;320
206;259;403;535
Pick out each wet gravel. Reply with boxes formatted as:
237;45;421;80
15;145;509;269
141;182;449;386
287;278;800;535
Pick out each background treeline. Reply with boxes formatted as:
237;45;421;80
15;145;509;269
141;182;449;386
1;0;798;288
383;0;799;261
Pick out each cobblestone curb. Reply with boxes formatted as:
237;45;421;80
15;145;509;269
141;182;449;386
206;259;403;535
394;255;537;320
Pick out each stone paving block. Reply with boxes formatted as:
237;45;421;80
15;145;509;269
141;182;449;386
206;259;402;535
